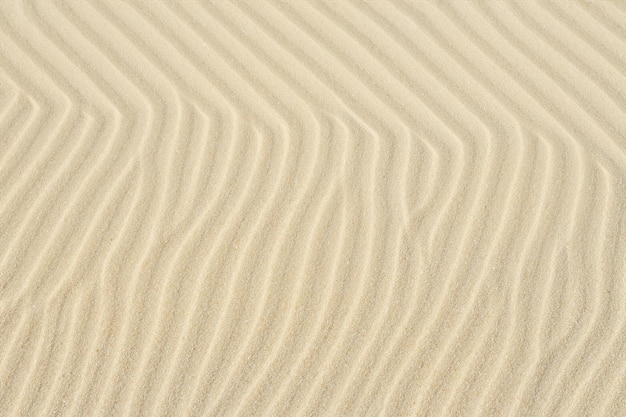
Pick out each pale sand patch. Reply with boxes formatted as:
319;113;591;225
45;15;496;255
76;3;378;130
0;1;625;416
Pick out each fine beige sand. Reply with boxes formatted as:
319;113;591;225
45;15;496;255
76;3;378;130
1;1;626;416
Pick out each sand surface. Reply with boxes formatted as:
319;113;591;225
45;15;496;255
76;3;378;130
1;1;626;416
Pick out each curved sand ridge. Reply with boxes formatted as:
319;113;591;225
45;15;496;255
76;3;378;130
0;1;625;416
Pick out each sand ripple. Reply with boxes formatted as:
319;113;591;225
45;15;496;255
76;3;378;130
0;1;625;416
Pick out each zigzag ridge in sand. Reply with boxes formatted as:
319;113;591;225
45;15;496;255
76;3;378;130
0;1;624;416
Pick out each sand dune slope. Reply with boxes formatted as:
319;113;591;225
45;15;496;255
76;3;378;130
1;1;625;416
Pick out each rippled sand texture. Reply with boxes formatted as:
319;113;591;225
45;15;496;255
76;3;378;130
1;1;626;416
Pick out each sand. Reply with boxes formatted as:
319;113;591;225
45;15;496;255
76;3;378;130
0;1;625;416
